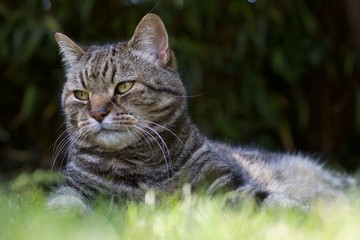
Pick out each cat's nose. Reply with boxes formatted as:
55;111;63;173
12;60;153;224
90;108;109;122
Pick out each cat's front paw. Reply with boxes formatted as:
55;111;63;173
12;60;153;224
47;186;90;215
262;193;309;211
225;187;309;211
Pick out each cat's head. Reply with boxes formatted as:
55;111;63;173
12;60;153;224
55;14;186;150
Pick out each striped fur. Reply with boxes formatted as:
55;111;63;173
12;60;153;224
49;14;356;211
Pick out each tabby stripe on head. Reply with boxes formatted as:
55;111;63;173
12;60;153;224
79;71;86;89
111;66;117;84
111;47;117;56
85;69;90;79
146;105;176;123
141;81;180;96
147;102;173;115
91;71;98;79
102;61;109;78
155;109;187;134
85;53;92;63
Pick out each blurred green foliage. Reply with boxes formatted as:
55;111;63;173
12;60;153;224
0;0;359;178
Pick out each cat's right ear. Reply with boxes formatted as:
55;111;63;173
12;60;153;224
127;14;176;68
54;32;85;68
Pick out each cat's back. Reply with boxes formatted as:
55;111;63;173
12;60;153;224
208;141;355;201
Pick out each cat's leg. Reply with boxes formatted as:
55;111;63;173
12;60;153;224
47;186;91;214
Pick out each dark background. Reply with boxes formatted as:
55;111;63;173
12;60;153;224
1;0;360;182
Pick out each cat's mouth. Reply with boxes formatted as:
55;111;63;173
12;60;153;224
92;125;135;149
94;121;132;132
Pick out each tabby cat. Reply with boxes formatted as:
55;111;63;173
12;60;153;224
49;13;355;212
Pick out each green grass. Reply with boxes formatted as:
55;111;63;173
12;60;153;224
1;173;360;240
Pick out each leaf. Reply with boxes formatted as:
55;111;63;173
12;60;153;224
20;85;38;120
23;23;45;63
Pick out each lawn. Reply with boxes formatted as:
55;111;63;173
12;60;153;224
1;171;359;240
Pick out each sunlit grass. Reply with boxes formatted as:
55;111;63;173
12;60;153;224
1;172;360;240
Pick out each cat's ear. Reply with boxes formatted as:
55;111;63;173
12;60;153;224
54;32;85;68
127;14;176;68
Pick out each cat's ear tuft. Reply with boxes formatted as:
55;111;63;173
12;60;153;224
128;14;175;68
54;32;85;68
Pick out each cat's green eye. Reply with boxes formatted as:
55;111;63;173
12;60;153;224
116;81;134;94
74;90;89;100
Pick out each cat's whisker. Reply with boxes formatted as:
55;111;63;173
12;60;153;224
51;125;77;171
50;125;81;183
133;125;172;178
132;125;167;161
63;128;89;165
137;123;173;178
50;124;70;161
139;123;172;161
171;93;206;99
125;128;141;147
51;132;67;170
129;126;157;158
141;119;191;155
52;136;69;170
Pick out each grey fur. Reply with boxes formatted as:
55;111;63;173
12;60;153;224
49;14;356;211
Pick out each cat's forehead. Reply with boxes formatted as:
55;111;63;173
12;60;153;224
84;43;137;75
79;44;139;81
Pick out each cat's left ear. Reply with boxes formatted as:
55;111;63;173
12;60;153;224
54;32;85;68
127;14;176;68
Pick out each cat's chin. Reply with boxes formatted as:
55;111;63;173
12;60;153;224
94;130;133;150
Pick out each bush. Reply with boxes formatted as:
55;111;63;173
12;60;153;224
0;0;359;177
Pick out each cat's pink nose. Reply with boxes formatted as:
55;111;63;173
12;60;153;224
90;109;109;122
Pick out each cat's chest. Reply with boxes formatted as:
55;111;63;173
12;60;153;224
72;151;171;189
75;153;139;177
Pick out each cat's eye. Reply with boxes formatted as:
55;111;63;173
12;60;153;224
74;90;89;100
116;81;134;94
